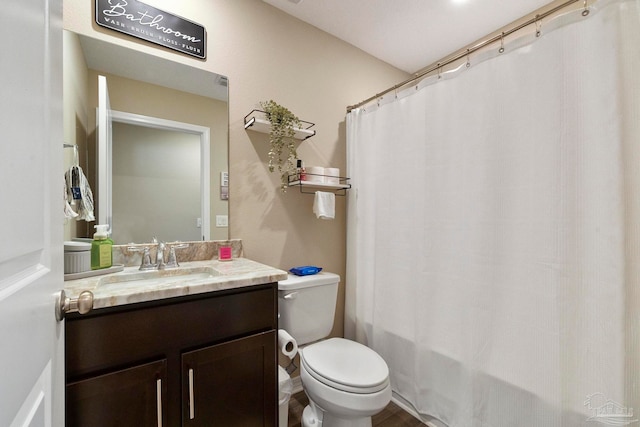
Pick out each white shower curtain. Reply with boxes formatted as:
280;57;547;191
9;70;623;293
346;1;640;426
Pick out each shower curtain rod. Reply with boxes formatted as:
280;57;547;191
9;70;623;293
346;0;586;113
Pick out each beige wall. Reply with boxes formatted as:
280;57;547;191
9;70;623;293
63;0;409;337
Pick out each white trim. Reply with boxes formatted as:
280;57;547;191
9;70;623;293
97;75;112;232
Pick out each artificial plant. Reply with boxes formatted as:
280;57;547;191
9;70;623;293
260;100;302;191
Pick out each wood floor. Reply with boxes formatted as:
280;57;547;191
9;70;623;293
287;390;425;426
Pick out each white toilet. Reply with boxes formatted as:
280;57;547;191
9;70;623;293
278;272;392;427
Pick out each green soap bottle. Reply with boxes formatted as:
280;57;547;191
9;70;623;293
91;224;113;270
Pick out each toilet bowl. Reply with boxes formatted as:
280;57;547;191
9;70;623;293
278;273;392;427
299;338;392;427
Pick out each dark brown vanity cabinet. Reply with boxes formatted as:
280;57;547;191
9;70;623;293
66;359;168;426
182;332;275;426
65;283;278;427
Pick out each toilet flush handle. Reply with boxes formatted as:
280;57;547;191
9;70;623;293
283;292;298;300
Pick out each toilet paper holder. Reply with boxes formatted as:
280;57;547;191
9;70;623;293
278;329;299;374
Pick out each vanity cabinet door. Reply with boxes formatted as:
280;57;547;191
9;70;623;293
182;330;277;427
66;359;167;427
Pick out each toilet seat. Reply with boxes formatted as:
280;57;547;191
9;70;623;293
300;338;389;394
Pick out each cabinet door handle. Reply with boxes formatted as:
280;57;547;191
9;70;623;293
188;368;195;420
156;378;163;427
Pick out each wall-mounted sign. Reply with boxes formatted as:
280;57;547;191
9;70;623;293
95;0;206;59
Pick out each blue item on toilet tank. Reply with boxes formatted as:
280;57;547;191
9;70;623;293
289;266;322;276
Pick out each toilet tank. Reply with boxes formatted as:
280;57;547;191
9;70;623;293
278;272;340;346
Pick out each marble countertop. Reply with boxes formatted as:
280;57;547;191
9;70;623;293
64;257;288;310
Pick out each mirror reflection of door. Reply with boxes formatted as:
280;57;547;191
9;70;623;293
96;74;213;244
112;123;202;244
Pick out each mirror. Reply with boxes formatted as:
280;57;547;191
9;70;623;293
105;107;212;243
63;30;229;244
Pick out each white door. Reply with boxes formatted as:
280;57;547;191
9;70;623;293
0;0;64;426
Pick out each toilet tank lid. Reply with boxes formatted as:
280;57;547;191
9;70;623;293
278;272;340;290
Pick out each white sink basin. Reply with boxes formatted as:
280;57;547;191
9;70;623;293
98;266;220;288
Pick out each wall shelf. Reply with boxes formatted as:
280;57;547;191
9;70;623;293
244;109;316;140
244;108;349;193
287;174;351;196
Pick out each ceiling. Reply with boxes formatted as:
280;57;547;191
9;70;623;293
263;0;556;74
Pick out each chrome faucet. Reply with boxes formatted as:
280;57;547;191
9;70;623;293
129;239;189;271
156;242;167;270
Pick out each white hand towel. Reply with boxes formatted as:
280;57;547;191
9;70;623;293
313;191;335;220
63;178;79;220
64;166;95;222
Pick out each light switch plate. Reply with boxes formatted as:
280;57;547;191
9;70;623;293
216;215;228;227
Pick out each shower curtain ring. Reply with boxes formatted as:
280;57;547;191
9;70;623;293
498;32;505;53
535;15;542;37
582;0;590;16
437;63;442;79
466;49;471;68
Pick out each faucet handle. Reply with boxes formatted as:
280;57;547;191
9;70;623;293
127;246;156;271
165;242;189;268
